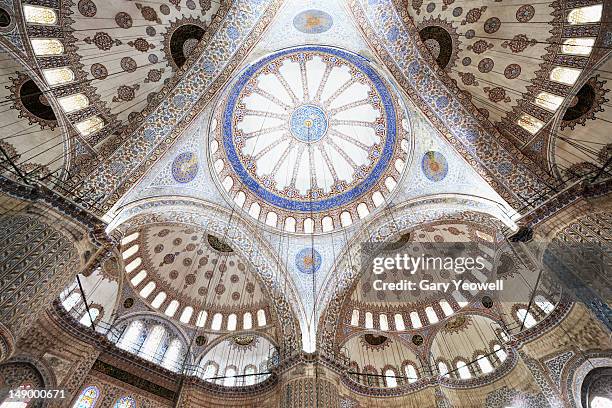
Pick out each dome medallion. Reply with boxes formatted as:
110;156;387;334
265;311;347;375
211;46;410;233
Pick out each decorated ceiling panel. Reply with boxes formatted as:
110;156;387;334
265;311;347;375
399;0;607;173
120;223;272;327
0;56;66;180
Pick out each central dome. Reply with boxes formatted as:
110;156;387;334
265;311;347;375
211;46;410;232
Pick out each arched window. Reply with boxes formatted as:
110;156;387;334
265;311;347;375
117;320;144;352
224;366;237;387
227;314;237;331
456;360;471;379
23;5;57;25
161;339;182;372
112;396;136;408
79;307;100;327
379;314;389;331
58;93;90;113
243;312;253;330
71;385;99;408
244;365;257;386
534;295;555;314
43;67;74;86
410;311;422;328
477;354;494;374
211;313;223;330
516;308;537;329
350;309;360;326
493;344;507;362
130;270;146;285
549;67;581;86
200;361;217;381
440;300;454;316
140;325;165;361
404;364;418;383
364;312;373;329
394;313;405;330
62;292;81;311
438;361;449;377
151;292;166;309
257;309;266;326
139;281;156;298
76;116;104;137
164;300;179;317
425;307;438;324
567;4;603;24
384;368;397;387
195;310;207;327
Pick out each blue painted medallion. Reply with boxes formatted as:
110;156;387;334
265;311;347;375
295;247;322;274
293;9;333;34
421;151;448;182
290;105;328;142
172;152;198;183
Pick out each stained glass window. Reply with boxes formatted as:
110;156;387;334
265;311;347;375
549;67;581;85
31;38;64;56
112;396;136;408
561;38;595;55
43;67;74;86
517;113;544;135
23;5;57;25
58;94;90;113
75;116;104;137
567;5;602;24
534;92;564;111
71;386;99;408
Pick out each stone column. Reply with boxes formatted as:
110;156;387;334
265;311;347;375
279;363;341;408
0;191;110;362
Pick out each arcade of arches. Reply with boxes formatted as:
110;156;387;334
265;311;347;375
0;0;610;407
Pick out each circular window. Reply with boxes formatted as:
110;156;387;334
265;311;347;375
210;46;411;233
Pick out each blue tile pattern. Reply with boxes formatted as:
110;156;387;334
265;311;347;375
295;247;322;274
293;9;334;34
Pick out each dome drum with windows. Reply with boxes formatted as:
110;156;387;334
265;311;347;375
210;46;411;233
